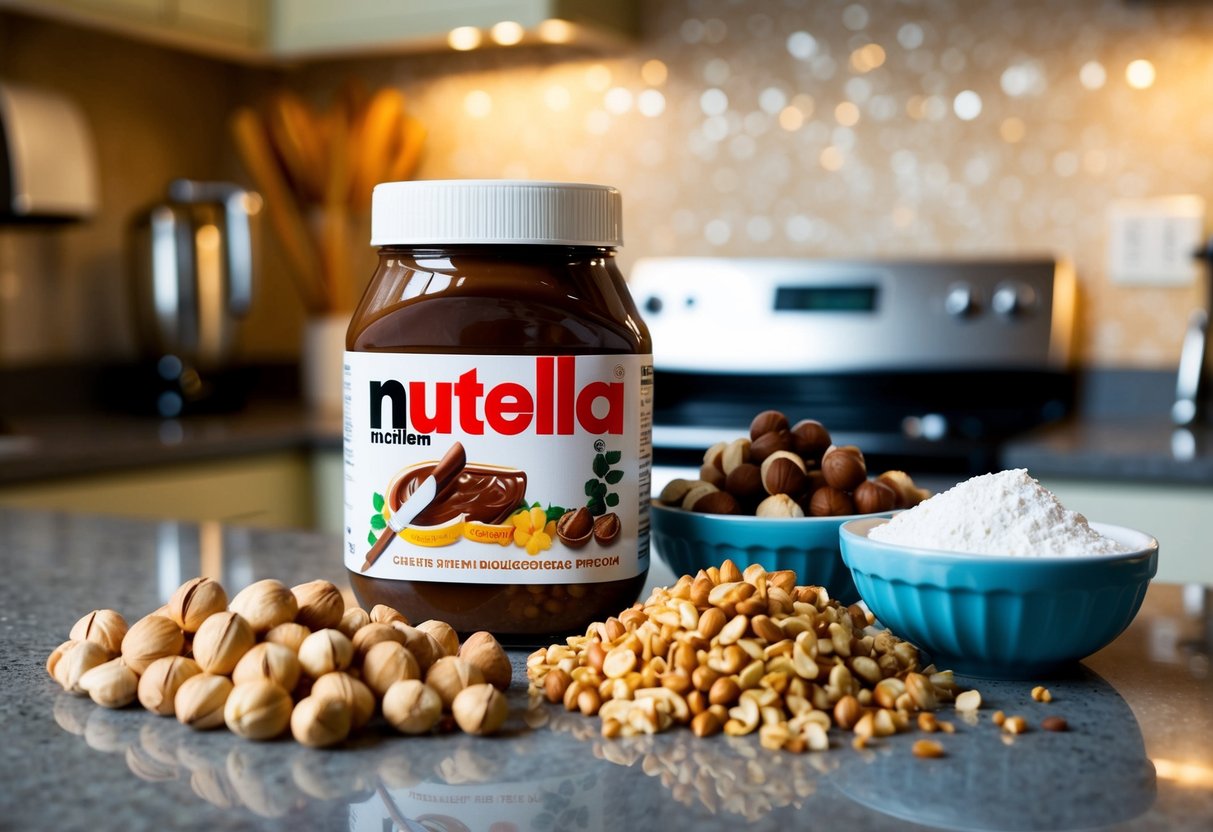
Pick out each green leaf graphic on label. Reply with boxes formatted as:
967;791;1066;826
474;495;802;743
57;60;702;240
592;453;609;478
367;530;377;546
605;470;624;485
373;492;385;512
605;450;622;464
587;498;605;516
592;481;608;498
370;514;386;530
606;492;619;507
584;479;596;497
545;505;567;523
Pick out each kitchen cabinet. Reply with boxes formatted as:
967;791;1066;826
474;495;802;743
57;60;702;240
0;0;637;62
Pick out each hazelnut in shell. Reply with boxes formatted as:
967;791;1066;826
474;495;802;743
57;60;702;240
416;619;460;657
298;628;355;677
168;577;228;633
229;579;298;634
821;445;867;491
338;607;371;639
854;480;897;514
382;679;443;735
721;438;751;474
791;419;832;460
351;622;406;662
175;673;234;730
658;478;694;504
425;656;485;709
311;672;375;730
702;441;727;472
760;451;807;496
264;622;311;653
691;490;739;515
452;683;509;736
749;410;790;440
70;609;128;655
137;655;202;716
370;604;408;626
756;494;805;518
592;512;621;545
392;623;443;673
458;631;512;690
698;463;726;488
680;482;718;511
809;486;856;517
555;507;593;548
224;680;293;740
750;429;794;463
121;614;185;675
60;639;111;694
724;463;764;501
78;659;138;709
877;470;930;508
291;579;345;630
192;611;255;675
290;696;351;748
362;641;421;697
46;639;76;682
232;642;302;691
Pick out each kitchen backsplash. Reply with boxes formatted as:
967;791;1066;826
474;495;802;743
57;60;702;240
2;0;1212;368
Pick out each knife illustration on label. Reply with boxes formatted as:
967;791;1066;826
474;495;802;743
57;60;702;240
361;442;467;572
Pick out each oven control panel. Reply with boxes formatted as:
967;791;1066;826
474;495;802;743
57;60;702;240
628;257;1074;373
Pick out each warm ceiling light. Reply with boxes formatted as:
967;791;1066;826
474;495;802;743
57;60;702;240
447;26;481;51
538;18;574;43
490;21;525;46
1125;59;1155;89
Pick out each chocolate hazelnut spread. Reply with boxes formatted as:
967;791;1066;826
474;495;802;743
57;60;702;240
343;181;652;642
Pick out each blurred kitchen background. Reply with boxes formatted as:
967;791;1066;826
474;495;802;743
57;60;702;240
0;0;1211;582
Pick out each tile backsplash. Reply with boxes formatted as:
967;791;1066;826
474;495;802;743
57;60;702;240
3;0;1213;368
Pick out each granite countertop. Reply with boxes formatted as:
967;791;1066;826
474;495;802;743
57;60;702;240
2;507;1211;831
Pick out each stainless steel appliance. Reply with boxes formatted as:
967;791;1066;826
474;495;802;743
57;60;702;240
129;180;261;416
630;257;1077;480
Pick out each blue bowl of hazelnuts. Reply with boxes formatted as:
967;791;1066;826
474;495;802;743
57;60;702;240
650;410;929;605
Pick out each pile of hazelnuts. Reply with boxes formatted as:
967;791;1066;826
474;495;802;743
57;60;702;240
658;409;930;518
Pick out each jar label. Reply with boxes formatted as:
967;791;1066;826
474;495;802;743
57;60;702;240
343;352;652;584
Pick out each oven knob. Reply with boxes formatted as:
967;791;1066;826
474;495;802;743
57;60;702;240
992;282;1036;318
944;284;977;318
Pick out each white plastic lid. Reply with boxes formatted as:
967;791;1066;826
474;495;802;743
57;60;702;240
371;180;622;247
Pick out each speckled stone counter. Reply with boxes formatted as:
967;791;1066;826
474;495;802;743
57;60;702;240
2;507;1211;831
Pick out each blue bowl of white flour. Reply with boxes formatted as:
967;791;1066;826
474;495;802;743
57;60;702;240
839;470;1159;679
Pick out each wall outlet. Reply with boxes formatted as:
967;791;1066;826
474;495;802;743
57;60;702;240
1107;196;1206;286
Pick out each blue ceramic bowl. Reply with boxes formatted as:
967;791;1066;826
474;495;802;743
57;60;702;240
650;503;896;604
840;517;1159;679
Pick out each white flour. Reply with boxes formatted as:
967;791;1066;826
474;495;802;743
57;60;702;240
867;469;1130;556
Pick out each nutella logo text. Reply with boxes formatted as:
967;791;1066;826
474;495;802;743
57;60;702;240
369;356;624;438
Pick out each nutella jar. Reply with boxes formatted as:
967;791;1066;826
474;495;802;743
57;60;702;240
343;180;653;642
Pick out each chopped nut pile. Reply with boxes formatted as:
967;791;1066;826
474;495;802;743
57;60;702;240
527;560;971;752
46;576;512;746
656;409;931;517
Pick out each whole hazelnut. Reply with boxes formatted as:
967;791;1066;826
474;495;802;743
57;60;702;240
311;671;375;730
291;579;345;630
390;623;443;673
168;578;228;633
370;604;409;626
137;655;202;716
425;656;485;709
791;419;832;460
382;679;443;734
338;607;371;639
760;451;808;496
46;639;76;683
750;429;794;463
592;513;621;545
821;445;867;491
721;438;751;475
702;441;727;472
59;639;111;694
543;668;572;703
121;614;185;675
350;622;406;662
658;478;694;505
459;631;512;690
555;507;594;548
232;642;302;691
809;486;856;517
224;680;293;740
452;683;508;736
78;659;139;709
174;672;234;730
877;470;930;508
417;620;460;657
192;611;255;675
756;494;805;518
264;622;311;653
692;490;739;515
854;480;897;514
698;463;727;488
298;628;355;677
229;579;298;634
290;695;352;748
362;641;421;697
749;410;790;440
724;463;764;501
70;609;128;655
680;482;718;511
